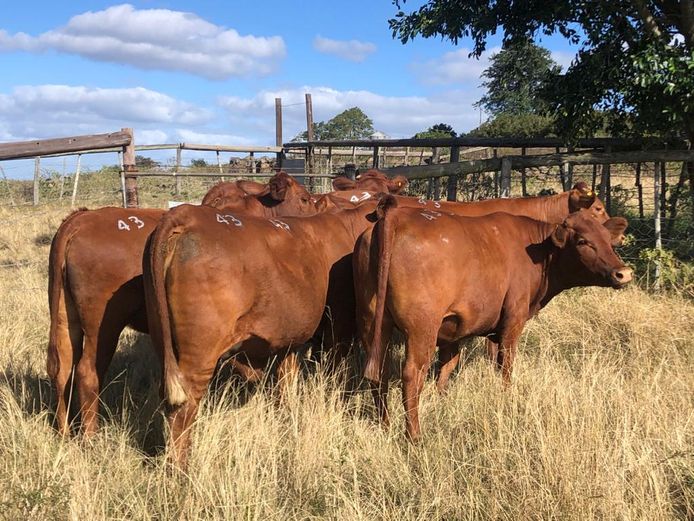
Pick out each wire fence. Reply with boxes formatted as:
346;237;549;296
1;148;692;294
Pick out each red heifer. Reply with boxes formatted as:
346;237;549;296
357;198;631;440
353;182;612;391
47;172;317;436
143;201;377;466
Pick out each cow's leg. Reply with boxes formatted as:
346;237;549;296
360;315;393;426
277;349;300;397
48;301;83;436
486;338;501;369
497;322;525;385
436;341;461;394
402;328;438;441
75;323;122;435
168;361;216;468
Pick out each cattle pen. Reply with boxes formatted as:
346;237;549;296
1;129;691;290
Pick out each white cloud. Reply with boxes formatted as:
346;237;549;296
175;129;256;146
411;47;499;85
0;84;211;141
313;35;376;62
0;4;286;79
219;85;482;139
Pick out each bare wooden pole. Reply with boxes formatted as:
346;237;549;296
372;146;380;169
119;151;126;207
520;147;527;196
327;146;333;175
59;156;66;200
174;147;182;195
636;162;644;218
305;94;314;184
404;146;410;167
500;157;512;198
602;146;612;213
275;97;283;165
122;128;138;207
33;157;40;205
71;154;82;208
654;161;662;290
446;145;460;201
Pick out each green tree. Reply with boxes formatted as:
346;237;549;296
135;155;158;169
469;112;556;138
295;107;374;140
389;0;694;141
475;39;560;116
190;158;208;168
414;123;457;139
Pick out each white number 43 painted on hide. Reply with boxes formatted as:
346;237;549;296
117;216;145;231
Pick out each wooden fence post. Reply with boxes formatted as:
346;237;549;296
567;146;574;188
372;146;380;169
305;93;314;186
653;161;662;290
602;146;612;213
520;147;527;196
446;145;460;201
119;151;126;207
275;97;283;166
500;157;512;198
174;147;182;195
433;177;441;201
122;127;138;208
71;154;82;208
59;157;66;200
33;156;40;205
635;163;644;218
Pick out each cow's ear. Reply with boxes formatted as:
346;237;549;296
237;180;269;196
333;177;356;191
314;195;330;212
387;175;408;194
551;224;570;248
269;173;294;201
569;182;596;211
603;217;628;246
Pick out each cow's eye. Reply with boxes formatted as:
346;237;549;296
577;238;588;246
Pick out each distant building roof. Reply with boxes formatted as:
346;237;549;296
370;130;389;140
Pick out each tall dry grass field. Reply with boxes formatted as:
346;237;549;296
0;204;692;520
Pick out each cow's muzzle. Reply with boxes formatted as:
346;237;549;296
610;267;633;287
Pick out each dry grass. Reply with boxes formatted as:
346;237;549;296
0;204;692;520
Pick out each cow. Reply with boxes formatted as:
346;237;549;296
333;169;408;193
331;169;408;205
356;197;632;441
47;172;318;437
352;182;612;389
143;200;378;466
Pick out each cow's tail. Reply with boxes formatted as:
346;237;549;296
363;195;398;383
47;209;87;382
143;210;188;408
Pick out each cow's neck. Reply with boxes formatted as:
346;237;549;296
521;222;558;313
538;192;570;223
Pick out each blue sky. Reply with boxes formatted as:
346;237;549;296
0;1;578;177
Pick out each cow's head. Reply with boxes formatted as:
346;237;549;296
264;171;317;216
551;209;632;289
357;169;408;194
333;170;408;194
568;182;608;223
201;181;250;211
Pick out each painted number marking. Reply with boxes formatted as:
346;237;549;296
117;216;145;231
269;219;291;231
420;210;442;221
216;214;243;226
349;191;372;203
